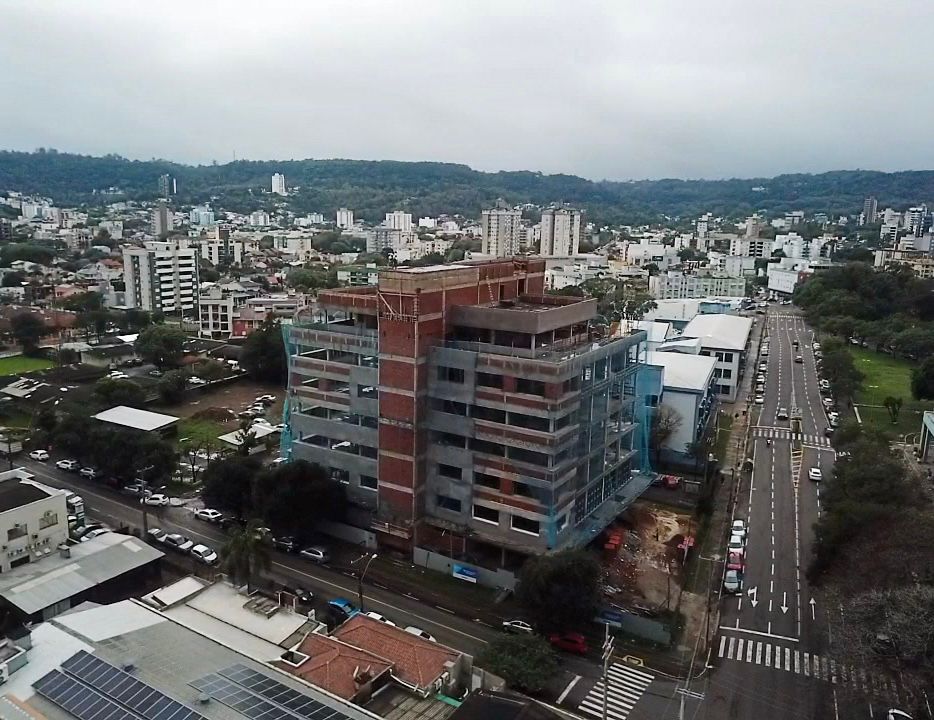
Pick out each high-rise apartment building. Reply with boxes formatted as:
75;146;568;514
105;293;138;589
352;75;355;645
0;219;11;243
539;208;583;256
272;173;287;196
336;208;355;229
861;197;878;226
158;174;176;199
481;206;521;256
906;205;927;237
123;239;200;316
281;258;648;566
151;202;174;237
384;211;413;232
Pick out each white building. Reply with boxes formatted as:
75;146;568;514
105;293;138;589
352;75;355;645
123;239;200;316
384;211;413;232
98;220;124;240
0;468;70;573
201;238;244;266
151;202;174;236
539;208;583;256
680;314;753;402
729;237;773;258
273;234;316;260
198;284;251;338
481;207;522;257
645;351;718;457
272;173;287;196
622;242;679;270
336;208;355;229
249;210;270;227
336;264;380;286
709;254;757;276
767;266;801;295
649;270;746;299
418;217;437;229
906;206;927;237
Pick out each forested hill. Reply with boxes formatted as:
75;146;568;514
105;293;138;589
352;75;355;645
3;149;934;224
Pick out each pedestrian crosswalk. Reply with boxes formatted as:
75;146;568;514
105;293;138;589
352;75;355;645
753;426;831;447
577;662;654;720
716;634;900;699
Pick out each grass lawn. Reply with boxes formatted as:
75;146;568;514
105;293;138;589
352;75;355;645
850;347;928;437
0;356;54;376
712;412;734;464
177;417;229;448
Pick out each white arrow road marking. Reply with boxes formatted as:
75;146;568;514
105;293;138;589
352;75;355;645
781;592;789;614
809;597;816;620
748;585;759;608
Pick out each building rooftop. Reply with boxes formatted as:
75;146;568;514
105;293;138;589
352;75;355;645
0;470;57;512
680;313;753;351
333;615;460;691
92;405;179;432
645;351;717;393
630;320;673;344
0;533;163;616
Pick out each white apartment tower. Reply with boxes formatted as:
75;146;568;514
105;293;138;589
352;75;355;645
151;202;174;237
539;208;583;256
336;208;355;229
123;239;200;316
481;206;522;257
272;173;287;195
384;211;413;232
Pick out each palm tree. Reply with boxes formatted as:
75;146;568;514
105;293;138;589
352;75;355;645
221;519;271;590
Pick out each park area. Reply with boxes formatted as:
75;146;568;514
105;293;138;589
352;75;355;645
850;347;927;437
0;355;54;376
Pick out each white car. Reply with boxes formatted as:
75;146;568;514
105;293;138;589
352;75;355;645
731;519;747;540
56;459;79;471
754;395;764;404
79;467;99;479
728;534;745;553
188;377;207;385
29;450;49;461
808;467;823;482
365;612;396;626
404;626;437;642
147;527;168;544
777;408;789;420
501;619;534;634
723;569;743;595
194;508;223;523
756;375;766;384
141;493;170;507
190;544;218;565
80;528;111;542
822;397;834;408
162;533;194;552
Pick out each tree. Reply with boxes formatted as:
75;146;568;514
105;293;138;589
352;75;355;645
882;396;902;424
201;456;261;520
10;312;46;354
157;369;189;404
123;309;152;332
515;549;602;632
650;404;683;465
911;357;934;400
135;325;186;368
1;271;25;287
94;378;146;408
221;520;272;590
241;318;286;383
63;291;104;313
477;635;559;693
254;460;346;540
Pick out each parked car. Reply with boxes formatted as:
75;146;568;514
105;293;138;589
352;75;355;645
777;408;789;420
328;598;359;619
502;619;534;634
728;534;745;554
148;369;163;377
273;536;298;553
256;395;276;405
194;508;223;523
756;374;766;384
141;493;170;507
147;527;168;544
723;569;743;594
190;544;219;565
163;534;194;552
365;611;396;626
731;519;747;540
80;528;111;542
548;632;588;655
278;585;314;604
404;626;437;642
726;551;745;572
754;395;764;404
56;459;80;471
79;467;100;479
28;449;49;461
808;467;823;482
794;355;803;363
299;546;330;564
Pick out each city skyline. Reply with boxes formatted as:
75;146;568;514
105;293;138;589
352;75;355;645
3;1;933;181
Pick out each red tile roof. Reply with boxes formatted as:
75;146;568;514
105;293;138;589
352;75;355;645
273;634;392;701
333;615;460;690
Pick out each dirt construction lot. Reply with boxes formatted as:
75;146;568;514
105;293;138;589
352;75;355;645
152;379;286;423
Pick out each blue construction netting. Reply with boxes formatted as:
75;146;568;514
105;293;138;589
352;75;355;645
278;323;294;460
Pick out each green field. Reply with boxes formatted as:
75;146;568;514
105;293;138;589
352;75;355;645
177;417;228;448
0;355;54;376
850;347;927;437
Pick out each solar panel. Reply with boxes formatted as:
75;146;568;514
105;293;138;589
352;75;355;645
218;665;344;720
62;651;206;720
34;669;136;720
191;674;295;720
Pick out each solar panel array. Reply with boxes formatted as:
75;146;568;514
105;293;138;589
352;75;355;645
33;651;206;720
33;670;135;720
219;665;347;720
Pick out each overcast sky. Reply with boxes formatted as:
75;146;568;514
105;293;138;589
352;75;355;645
2;0;929;180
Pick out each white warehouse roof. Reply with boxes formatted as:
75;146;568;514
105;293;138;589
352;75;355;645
93;406;179;432
646;351;717;393
681;313;753;351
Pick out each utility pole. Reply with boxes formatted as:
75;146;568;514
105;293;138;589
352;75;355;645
354;552;378;611
601;624;615;720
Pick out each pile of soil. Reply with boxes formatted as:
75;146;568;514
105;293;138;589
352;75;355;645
191;407;236;423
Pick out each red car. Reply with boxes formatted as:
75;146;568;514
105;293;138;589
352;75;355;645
726;551;744;572
548;632;588;655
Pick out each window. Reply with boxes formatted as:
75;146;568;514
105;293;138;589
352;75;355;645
515;378;545;396
510;413;549;432
511;515;540;536
438;463;462;480
477;372;503;389
39;512;58;530
433;398;468;416
360;475;378;490
360;445;378;459
474;473;500;490
509;447;549;467
721;368;732;379
7;524;26;541
436;495;462;512
472;504;499;525
715;351;734;363
473;405;506;423
513;482;536;498
438;366;465;384
646;394;660;407
556;514;568;532
330;468;350;484
470;438;506;456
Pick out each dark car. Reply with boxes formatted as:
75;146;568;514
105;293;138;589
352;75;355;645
548;632;588;655
273;536;298;553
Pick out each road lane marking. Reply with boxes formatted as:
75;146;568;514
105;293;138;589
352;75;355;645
803;652;810;677
727;636;735;659
719;626;799;642
765;644;772;668
557;675;581;704
755;642;762;665
718;635;727;657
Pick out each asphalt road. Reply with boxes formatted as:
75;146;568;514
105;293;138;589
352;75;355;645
698;307;902;720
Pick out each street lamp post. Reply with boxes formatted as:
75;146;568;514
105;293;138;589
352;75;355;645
356;552;378;611
601;624;615;720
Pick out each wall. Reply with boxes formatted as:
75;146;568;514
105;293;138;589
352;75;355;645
413;547;517;591
659;390;697;456
318;520;377;549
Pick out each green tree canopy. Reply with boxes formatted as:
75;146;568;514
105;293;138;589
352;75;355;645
201;456;262;520
135;325;186;368
476;635;558;694
94;378;146;408
241;318;286;383
254;460;346;541
222;520;272;590
10;312;46;354
911;357;934;400
515;549;602;632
